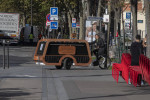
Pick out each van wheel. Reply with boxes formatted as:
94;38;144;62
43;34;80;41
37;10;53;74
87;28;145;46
64;58;72;70
55;65;63;69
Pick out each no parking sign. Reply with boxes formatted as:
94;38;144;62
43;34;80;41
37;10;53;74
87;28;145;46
46;14;51;21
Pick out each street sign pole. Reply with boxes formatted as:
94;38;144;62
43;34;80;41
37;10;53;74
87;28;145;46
130;14;132;42
53;19;55;38
50;7;58;38
53;0;55;38
103;9;109;69
50;21;58;39
46;14;51;38
53;0;55;7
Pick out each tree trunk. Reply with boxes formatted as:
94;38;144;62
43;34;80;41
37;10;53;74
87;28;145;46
130;0;138;41
79;0;83;39
67;12;72;39
121;9;125;50
114;9;120;44
97;0;102;34
107;0;112;57
97;0;102;17
65;12;69;37
144;0;150;58
87;0;90;16
79;17;83;39
23;15;26;27
79;0;86;40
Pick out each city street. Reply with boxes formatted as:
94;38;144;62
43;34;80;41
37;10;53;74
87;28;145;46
0;46;150;100
0;0;150;100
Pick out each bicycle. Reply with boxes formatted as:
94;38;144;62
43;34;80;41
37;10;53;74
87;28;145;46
89;42;111;69
92;50;111;69
97;54;111;69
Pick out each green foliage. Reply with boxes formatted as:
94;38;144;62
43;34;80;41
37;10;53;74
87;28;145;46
111;0;126;10
0;0;52;26
0;0;79;27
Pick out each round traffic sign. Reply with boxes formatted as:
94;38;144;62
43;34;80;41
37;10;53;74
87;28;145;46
46;14;51;21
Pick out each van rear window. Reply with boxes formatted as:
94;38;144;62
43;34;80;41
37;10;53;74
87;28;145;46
37;41;46;55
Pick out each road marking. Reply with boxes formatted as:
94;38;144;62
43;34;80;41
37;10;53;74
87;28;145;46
36;62;46;65
13;75;37;78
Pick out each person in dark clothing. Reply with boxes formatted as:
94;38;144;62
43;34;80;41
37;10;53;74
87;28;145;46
130;35;143;66
38;33;42;40
90;34;105;60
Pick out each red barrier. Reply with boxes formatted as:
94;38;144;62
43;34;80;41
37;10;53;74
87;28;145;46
112;54;150;87
112;53;131;83
129;55;150;87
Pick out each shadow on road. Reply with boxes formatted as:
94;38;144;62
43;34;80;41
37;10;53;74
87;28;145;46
69;87;150;100
0;88;30;99
0;55;33;67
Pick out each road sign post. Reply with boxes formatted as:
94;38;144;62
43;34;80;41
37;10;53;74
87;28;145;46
50;7;58;20
72;23;76;28
46;14;51;21
72;18;76;23
103;15;109;23
50;7;58;38
126;12;131;19
50;21;58;29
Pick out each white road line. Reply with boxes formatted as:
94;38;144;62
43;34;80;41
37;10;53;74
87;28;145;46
13;75;37;78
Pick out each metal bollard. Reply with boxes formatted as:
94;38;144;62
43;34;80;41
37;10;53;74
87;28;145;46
7;40;10;68
3;40;5;69
2;39;10;69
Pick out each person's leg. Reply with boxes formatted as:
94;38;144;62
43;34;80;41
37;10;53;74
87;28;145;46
93;49;98;60
98;48;104;56
142;47;147;55
98;48;104;60
109;38;112;46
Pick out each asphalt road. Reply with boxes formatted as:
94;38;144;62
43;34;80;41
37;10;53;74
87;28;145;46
0;45;150;100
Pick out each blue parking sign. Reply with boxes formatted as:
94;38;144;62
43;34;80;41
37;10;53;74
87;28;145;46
50;7;58;16
50;22;58;29
126;12;131;19
72;23;76;28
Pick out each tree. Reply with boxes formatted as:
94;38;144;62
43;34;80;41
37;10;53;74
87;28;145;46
97;0;102;17
111;0;122;40
130;0;138;41
79;0;86;40
144;0;150;58
0;0;53;27
0;0;80;38
54;0;79;38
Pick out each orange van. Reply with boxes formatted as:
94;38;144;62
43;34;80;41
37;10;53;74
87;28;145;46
34;39;92;69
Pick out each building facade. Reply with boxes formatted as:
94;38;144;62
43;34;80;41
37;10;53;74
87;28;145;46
122;0;145;38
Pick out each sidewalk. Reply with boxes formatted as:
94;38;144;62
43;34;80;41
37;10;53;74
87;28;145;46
0;66;150;100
